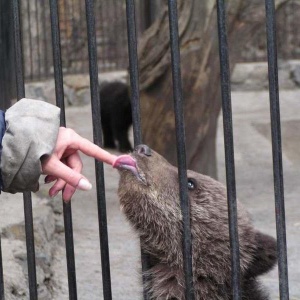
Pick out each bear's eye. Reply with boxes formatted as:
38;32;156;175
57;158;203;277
187;178;197;190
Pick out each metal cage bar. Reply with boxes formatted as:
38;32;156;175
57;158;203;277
265;0;289;299
84;1;112;299
167;1;194;299
125;0;142;153
12;1;38;299
216;0;242;299
25;0;34;81
125;1;152;299
0;0;16;110
49;1;78;299
34;0;41;79
0;238;4;300
0;1;292;300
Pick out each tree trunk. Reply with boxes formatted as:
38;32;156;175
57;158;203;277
138;0;290;178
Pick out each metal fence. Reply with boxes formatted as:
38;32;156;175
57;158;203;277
0;0;291;300
240;0;300;62
17;0;300;82
20;0;129;81
19;0;162;82
0;1;16;109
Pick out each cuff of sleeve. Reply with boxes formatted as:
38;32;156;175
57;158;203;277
0;98;60;193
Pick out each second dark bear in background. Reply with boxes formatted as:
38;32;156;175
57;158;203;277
100;81;132;153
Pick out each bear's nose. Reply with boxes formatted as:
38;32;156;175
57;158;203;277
135;144;152;156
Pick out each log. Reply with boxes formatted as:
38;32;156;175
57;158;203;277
138;0;290;178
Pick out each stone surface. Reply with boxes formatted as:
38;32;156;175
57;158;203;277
292;65;300;86
231;60;300;91
217;90;300;299
0;194;57;299
25;71;128;108
63;75;91;91
25;80;57;106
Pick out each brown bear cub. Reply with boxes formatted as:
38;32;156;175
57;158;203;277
113;145;277;300
99;81;132;152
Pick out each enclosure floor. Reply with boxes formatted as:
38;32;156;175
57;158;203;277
1;89;300;299
217;90;300;300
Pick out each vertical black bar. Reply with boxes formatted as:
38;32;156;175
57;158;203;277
12;1;38;299
112;0;120;68
79;0;87;72
265;1;289;299
70;0;75;72
125;0;142;144
22;193;38;299
216;0;241;299
34;0;41;79
49;0;66;124
0;0;15;110
0;237;4;300
84;1;112;299
41;1;49;78
140;0;155;32
26;0;34;80
167;1;194;299
12;0;25;97
98;1;108;71
49;1;78;300
125;2;151;299
62;0;71;71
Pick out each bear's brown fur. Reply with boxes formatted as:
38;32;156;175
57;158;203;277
116;145;277;300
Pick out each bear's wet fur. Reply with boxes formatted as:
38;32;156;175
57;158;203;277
116;145;277;300
100;81;132;152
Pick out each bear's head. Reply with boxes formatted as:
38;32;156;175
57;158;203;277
114;145;277;299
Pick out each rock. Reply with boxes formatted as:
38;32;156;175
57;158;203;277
231;60;300;91
99;70;128;84
2;206;55;257
63;84;78;106
1;204;57;300
48;197;63;215
292;65;300;86
2;239;28;300
25;80;75;107
38;284;52;300
75;88;91;106
231;63;252;84
54;218;65;234
64;74;90;91
278;68;296;89
231;62;268;91
25;72;128;107
25;80;57;106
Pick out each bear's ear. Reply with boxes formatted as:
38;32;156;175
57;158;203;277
245;232;277;278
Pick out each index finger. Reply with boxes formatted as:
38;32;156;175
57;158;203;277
76;136;118;165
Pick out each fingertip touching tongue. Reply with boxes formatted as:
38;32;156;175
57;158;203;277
113;155;137;170
113;154;147;184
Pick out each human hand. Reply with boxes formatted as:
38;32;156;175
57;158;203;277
41;127;117;202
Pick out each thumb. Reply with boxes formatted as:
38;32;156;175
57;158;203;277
42;158;92;190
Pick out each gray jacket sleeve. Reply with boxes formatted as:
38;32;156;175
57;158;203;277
1;98;60;193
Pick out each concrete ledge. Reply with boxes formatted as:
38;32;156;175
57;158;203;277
231;60;300;91
24;71;128;107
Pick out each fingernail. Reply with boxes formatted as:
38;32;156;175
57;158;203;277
77;179;92;191
45;177;55;184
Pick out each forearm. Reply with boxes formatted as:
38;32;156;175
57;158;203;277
0;98;60;193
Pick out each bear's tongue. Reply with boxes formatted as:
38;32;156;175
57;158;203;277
113;155;138;176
